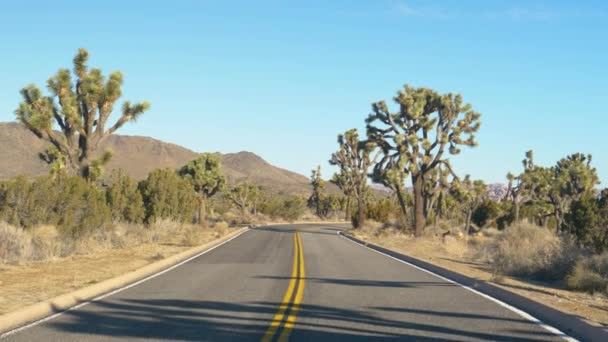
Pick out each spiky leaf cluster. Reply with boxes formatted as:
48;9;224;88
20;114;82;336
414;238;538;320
15;48;150;180
179;153;226;199
366;85;480;179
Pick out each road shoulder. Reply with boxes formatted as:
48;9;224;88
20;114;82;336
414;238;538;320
0;227;248;336
340;231;608;342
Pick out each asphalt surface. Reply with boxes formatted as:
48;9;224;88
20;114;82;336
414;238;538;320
3;224;567;341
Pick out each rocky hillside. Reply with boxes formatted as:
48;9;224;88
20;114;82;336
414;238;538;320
0;122;321;195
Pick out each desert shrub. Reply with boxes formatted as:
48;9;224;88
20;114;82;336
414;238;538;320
52;176;111;237
567;252;608;294
318;194;344;218
0;175;110;237
0;176;57;228
259;195;306;221
106;170;145;223
139;168;198;223
472;200;502;228
486;222;578;280
367;198;395;224
564;193;608;253
0;221;32;263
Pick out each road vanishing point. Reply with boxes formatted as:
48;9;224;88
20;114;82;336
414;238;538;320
3;224;573;341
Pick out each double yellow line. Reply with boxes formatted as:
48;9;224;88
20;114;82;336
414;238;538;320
261;232;305;342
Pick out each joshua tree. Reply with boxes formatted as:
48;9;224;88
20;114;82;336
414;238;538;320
367;85;481;236
550;153;599;230
450;175;487;234
308;166;326;217
179;154;225;226
15;48;150;181
329;129;379;228
505;150;537;222
228;182;261;216
330;172;354;220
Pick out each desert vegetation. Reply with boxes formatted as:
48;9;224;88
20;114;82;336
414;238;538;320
1;49;321;267
327;84;608;298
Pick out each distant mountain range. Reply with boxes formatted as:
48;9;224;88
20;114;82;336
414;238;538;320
0;122;328;195
0;122;507;199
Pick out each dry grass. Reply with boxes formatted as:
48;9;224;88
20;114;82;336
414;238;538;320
351;221;608;327
567;253;608;295
0;220;232;315
476;222;579;281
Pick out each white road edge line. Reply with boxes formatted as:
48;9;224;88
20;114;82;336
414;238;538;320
338;231;578;342
0;228;250;339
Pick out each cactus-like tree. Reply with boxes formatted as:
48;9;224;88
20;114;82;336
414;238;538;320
15;48;150;181
179;153;226;226
308;166;326;217
228;182;261;216
329;129;379;227
330;172;354;220
505;150;537;222
450;175;487;234
367;85;481;236
550;153;599;230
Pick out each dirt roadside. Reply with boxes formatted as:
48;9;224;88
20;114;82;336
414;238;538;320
0;229;229;315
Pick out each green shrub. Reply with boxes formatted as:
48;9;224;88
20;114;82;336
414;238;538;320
488;222;578;281
259;195;306;221
0;175;110;237
138;168;197;223
566;253;608;294
106;170;145;223
52;176;111;237
472;200;501;228
565;194;608;253
367;198;395;224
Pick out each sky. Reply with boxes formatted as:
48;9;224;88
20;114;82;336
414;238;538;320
0;0;607;185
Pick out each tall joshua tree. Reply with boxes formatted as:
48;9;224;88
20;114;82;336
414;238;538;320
179;153;226;226
330;172;354;221
308;166;326;217
367;85;481;237
15;48;150;181
329;129;379;228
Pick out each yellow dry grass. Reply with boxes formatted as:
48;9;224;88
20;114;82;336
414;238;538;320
351;226;608;328
0;226;227;315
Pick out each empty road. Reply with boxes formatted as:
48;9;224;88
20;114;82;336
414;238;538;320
3;224;569;341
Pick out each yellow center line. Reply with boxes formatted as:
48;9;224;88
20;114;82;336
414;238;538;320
261;233;300;342
277;232;305;342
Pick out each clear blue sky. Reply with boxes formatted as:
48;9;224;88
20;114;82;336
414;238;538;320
0;0;606;185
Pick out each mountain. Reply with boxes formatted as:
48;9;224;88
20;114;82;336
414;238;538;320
0;122;321;195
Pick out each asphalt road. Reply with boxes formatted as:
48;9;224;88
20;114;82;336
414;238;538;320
3;224;569;341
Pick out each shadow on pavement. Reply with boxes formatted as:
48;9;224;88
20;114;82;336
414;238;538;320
47;298;557;341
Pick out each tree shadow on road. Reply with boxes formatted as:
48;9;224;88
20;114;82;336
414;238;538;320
45;298;558;341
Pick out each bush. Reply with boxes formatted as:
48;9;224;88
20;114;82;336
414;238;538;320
106;170;145;223
567;253;608;295
564;194;608;253
52;176;111;237
0;221;32;263
367;198;395;224
138;168;198;223
259;195;306;221
472;200;501;228
0;175;110;237
486;222;578;280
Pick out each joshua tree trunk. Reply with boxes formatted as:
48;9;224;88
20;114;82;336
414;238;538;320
198;197;207;227
345;196;351;221
395;188;408;224
413;174;426;237
356;197;366;228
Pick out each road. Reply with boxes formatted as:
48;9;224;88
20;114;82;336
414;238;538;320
3;224;568;341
